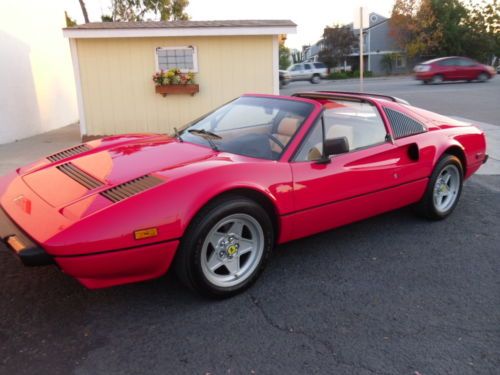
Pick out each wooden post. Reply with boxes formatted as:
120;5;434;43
359;6;364;92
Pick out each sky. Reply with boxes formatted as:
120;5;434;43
66;0;396;49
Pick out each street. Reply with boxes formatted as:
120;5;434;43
1;76;499;375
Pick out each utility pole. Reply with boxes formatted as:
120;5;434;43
359;6;364;92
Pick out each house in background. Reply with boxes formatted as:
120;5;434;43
0;0;78;145
305;13;406;75
351;13;407;75
64;20;295;140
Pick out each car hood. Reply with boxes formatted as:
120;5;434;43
21;135;216;208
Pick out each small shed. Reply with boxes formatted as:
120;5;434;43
63;20;296;139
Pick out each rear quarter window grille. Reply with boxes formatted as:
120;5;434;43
47;144;91;162
56;163;103;190
384;108;426;139
100;175;163;203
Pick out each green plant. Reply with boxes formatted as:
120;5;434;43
152;69;195;86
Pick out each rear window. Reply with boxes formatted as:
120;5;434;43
314;63;326;69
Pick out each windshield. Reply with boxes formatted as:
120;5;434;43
179;96;313;160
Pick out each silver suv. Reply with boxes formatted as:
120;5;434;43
287;62;328;84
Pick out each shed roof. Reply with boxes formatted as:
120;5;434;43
63;20;296;38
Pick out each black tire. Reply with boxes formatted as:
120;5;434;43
414;154;463;220
477;72;489;82
175;195;274;298
311;74;321;84
430;74;444;84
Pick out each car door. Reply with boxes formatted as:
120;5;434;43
457;58;480;80
287;100;424;241
288;64;303;81
303;63;313;80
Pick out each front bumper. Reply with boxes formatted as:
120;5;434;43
0;207;53;266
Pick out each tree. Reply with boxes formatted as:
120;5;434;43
389;0;499;62
65;11;77;27
106;0;190;22
78;0;90;23
318;25;357;68
279;44;291;69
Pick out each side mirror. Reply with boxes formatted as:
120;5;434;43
315;137;350;164
325;137;349;156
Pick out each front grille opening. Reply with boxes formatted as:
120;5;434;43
47;144;91;162
100;175;163;203
56;163;103;190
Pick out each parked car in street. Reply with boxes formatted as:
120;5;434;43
287;62;328;83
279;70;290;88
0;92;488;298
414;56;496;84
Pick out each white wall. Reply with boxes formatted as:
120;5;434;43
0;1;78;144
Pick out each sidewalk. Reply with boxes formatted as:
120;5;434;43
0;124;80;176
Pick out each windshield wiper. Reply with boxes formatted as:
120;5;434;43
188;129;221;151
173;127;183;142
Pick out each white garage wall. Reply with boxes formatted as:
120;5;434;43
0;0;78;144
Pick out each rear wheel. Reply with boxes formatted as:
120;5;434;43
415;154;463;220
430;74;444;84
175;196;273;298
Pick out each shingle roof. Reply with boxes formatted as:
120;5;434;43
64;20;296;30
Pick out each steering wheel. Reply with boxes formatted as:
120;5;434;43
266;134;285;151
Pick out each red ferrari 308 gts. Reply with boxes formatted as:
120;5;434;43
0;92;488;297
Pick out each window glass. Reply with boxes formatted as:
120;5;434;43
438;58;457;66
314;62;326;69
457;58;475;67
290;64;302;71
295;99;387;161
295;118;323;161
156;46;197;72
304;64;312;70
180;97;313;160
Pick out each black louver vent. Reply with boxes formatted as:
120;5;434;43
56;163;103;190
100;175;163;203
47;144;91;162
384;108;426;139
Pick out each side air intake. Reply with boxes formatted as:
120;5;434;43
47;144;91;162
56;163;103;190
100;175;163;203
384;108;426;139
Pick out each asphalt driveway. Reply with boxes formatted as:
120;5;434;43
1;76;499;375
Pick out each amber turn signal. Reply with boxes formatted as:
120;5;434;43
134;228;158;240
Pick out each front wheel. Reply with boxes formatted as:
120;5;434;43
311;75;321;84
175;196;274;298
477;72;489;82
415;154;463;220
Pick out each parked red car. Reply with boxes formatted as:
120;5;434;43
0;92;488;297
414;56;496;84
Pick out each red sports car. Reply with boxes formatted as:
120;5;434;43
0;92;488;297
414;56;496;84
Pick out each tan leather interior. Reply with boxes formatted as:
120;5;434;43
271;117;302;152
326;125;354;150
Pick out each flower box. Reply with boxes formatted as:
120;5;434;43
155;84;199;97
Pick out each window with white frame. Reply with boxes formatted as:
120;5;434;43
155;46;198;72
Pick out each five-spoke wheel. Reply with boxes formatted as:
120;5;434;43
415;154;463;220
175;196;273;298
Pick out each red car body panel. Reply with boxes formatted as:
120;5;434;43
0;93;488;289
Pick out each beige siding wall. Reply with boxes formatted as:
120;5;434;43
76;36;275;136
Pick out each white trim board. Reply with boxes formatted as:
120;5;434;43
69;39;87;137
63;26;296;39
